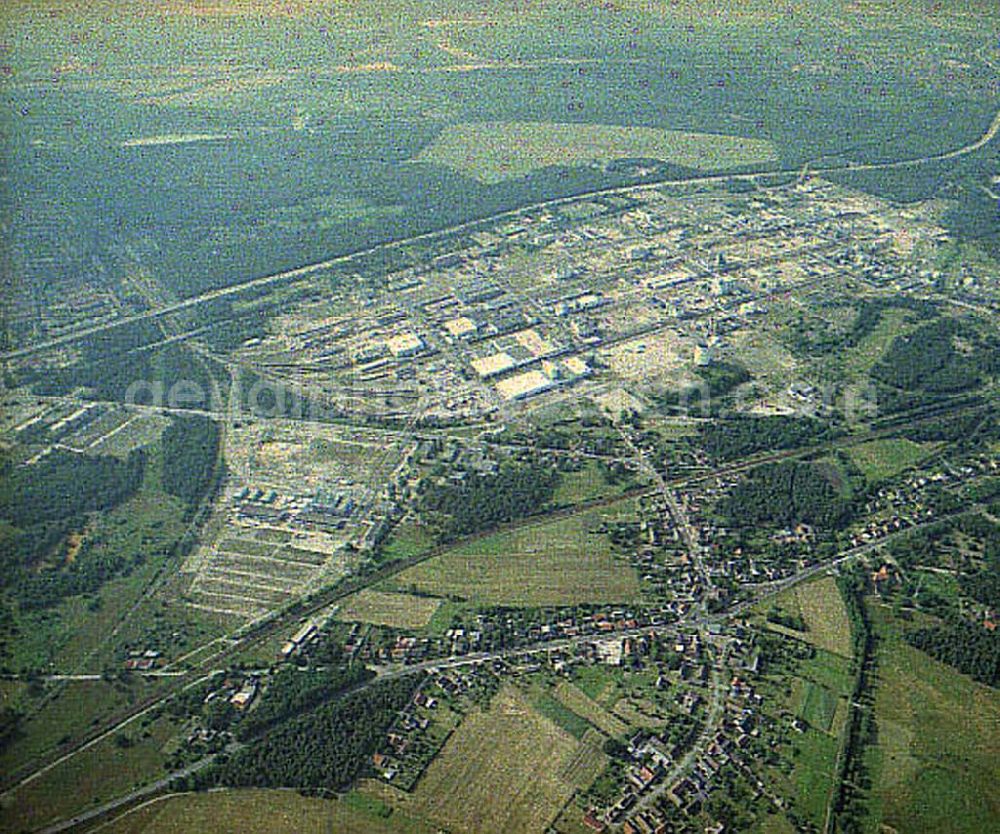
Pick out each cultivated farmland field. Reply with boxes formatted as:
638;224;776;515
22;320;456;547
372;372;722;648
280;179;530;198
794;577;853;659
335;589;442;629
369;685;606;834
389;506;642;606
415;122;778;183
798;682;839;734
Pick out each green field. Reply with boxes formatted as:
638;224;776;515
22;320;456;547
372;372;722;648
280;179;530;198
790;727;839;828
335;589;442;629
846;438;935;482
554;680;630;738
866;604;1000;833
842;308;918;377
757;633;854;830
389;504;642;606
796;648;854;699
0;710;181;832
528;688;594;740
378;521;436;562
415;122;778;183
102;788;432;834
799;682;839;734
795;577;853;659
569;664;624;707
551;462;629;507
763;577;853;659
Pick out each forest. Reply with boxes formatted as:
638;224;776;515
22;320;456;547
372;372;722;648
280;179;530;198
0;449;146;607
210;675;420;791
699;415;835;462
907;619;1000;688
0;449;144;528
871;317;997;395
161;416;222;513
419;462;560;540
693;361;752;398
235;664;373;742
717;461;851;531
24;324;218;410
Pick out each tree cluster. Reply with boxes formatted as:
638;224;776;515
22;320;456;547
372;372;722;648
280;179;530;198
693;361;752;398
718;461;851;530
210;675;419;791
908;620;1000;687
700;415;835;462
0;450;145;607
871;317;993;395
0;449;144;528
161;416;221;511
236;664;373;741
419;462;560;540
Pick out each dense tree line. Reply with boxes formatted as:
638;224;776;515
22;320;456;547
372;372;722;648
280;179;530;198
871;317;993;394
236;664;373;741
161;416;221;512
959;571;1000;611
718;461;851;530
699;415;835;462
210;675;419;791
25;326;216;409
0;449;144;528
0;705;21;752
907;619;1000;687
907;410;991;443
832;568;877;834
419;462;560;540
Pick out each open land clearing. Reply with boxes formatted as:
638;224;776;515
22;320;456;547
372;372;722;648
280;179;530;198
867;605;1000;834
602;330;691;384
387;505;642;606
756;642;854;831
798;681;839;734
102;788;432;834
842;308;918;376
415;122;778;183
362;685;607;834
846;437;936;481
334;589;442;629
766;576;853;659
553;680;630;738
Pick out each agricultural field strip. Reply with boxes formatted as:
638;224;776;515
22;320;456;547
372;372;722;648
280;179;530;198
211;550;319;575
197;569;303;592
6;104;999;362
